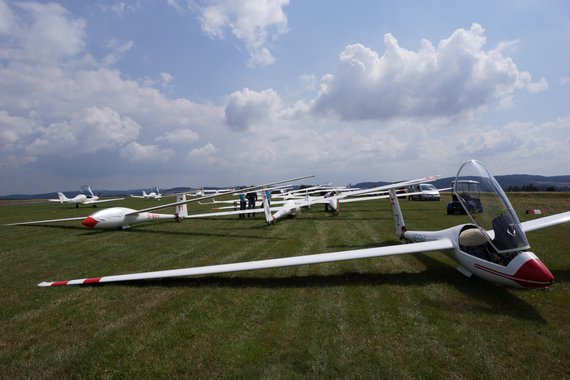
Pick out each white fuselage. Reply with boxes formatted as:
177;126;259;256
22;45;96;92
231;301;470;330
402;225;554;288
81;207;177;229
143;191;162;200
66;194;98;204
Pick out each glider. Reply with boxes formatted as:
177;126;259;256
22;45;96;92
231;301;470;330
6;176;313;230
182;176;440;223
130;187;163;200
49;185;124;207
37;160;569;288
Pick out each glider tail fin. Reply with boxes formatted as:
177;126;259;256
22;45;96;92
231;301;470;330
57;192;69;203
389;189;406;239
262;190;273;224
176;193;188;218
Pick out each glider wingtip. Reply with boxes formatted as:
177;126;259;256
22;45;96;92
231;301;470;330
37;281;54;287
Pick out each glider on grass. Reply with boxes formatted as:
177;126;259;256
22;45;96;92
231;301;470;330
37;160;570;289
191;178;446;223
6;176;313;230
130;187;163;200
49;185;124;208
204;184;352;209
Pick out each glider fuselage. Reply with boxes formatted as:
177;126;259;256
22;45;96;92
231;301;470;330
81;207;177;229
401;224;554;288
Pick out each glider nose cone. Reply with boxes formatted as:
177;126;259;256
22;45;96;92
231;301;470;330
515;259;555;288
82;216;99;228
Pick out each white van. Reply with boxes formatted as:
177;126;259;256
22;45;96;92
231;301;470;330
408;183;440;201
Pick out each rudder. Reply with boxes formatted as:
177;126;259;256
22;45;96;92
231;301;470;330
389;189;406;238
262;190;274;224
176;193;188;218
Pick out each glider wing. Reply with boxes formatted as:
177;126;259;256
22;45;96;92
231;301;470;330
520;211;570;233
38;238;454;286
6;216;88;226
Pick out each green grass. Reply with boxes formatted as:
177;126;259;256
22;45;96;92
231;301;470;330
0;193;569;378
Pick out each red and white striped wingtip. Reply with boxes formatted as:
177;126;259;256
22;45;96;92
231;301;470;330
38;277;102;287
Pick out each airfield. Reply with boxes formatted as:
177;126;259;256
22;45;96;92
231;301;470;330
1;192;569;378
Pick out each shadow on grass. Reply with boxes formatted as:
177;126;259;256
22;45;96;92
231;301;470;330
128;229;283;240
305;215;393;222
9;224;106;236
99;253;546;323
550;269;570;285
10;223;283;240
326;239;402;251
412;252;548;324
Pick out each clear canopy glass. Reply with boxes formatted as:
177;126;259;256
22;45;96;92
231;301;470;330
454;160;529;253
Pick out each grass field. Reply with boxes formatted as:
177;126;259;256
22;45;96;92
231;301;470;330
1;193;569;378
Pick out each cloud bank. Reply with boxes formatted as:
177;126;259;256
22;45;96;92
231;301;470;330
0;1;564;194
309;24;547;121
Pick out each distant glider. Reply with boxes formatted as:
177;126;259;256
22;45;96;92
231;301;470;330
49;185;123;208
130;187;163;200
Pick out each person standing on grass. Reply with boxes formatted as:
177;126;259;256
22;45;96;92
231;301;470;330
246;191;257;217
239;193;247;219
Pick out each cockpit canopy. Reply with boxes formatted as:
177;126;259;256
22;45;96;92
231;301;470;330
454;160;529;253
80;185;94;197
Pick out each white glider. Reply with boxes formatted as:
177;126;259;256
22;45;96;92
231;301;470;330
130;187;163;200
49;186;124;208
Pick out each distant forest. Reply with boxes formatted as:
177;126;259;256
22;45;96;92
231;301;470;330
505;184;566;192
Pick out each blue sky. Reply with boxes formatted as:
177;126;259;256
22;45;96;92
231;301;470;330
1;0;569;194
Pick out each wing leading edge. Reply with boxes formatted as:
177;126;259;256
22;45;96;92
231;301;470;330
6;216;88;226
520;211;570;233
38;238;454;286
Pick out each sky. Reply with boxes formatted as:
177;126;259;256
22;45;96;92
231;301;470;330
1;0;569;195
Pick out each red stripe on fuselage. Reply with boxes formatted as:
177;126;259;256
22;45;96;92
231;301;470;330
474;260;554;288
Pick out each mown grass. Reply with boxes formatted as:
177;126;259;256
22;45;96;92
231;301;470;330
0;193;569;379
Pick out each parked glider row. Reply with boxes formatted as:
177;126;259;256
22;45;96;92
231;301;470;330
7;176;316;230
6;160;570;289
8;175;443;229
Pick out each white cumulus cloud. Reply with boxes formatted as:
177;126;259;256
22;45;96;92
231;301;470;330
310;24;547;122
0;1;223;168
120;141;175;162
224;88;283;131
156;128;200;145
26;106;140;156
188;142;218;157
192;0;289;67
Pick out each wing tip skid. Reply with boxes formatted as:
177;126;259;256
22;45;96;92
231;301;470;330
38;277;102;287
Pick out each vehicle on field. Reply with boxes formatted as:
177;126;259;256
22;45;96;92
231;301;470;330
408;183;441;201
447;180;482;214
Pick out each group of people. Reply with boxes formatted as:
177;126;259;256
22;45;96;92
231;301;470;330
238;190;271;219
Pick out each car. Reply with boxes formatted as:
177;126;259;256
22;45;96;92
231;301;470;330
408;183;441;201
447;180;483;214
